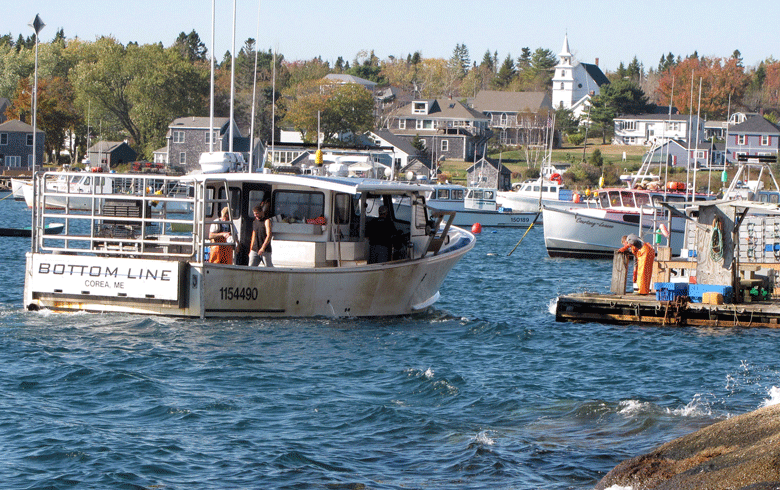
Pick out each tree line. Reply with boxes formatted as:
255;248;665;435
1;30;778;165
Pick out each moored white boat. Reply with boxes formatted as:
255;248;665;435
497;173;592;212
24;170;475;317
543;186;709;258
426;183;539;227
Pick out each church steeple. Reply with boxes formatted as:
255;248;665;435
559;33;572;67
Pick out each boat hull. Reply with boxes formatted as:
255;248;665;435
542;207;684;259
24;237;472;317
432;207;540;227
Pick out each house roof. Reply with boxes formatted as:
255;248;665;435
324;73;377;88
730;115;780;135
169;116;231;131
0;119;43;133
388;98;489;121
370;129;419;156
471;91;552;113
466;156;511;174
616;113;696;122
87;141;134;153
581;63;610;87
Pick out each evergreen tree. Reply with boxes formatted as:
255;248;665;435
493;54;516;89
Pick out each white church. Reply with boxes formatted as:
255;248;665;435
551;35;610;120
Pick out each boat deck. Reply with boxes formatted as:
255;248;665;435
556;292;780;328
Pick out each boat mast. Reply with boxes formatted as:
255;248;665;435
229;0;237;153
209;0;215;154
248;0;261;172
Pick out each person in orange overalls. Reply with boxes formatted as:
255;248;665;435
618;233;655;295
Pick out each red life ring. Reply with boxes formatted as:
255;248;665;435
550;173;562;184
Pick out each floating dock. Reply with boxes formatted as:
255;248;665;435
555;293;780;328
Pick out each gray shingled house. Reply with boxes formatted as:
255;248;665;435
86;141;137;168
384;98;491;162
167;116;249;173
0;119;45;170
726;115;780;163
470;91;553;147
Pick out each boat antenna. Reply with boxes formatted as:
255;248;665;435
271;49;276;166
209;0;215;154
692;77;702;202
229;0;237;153
248;0;261;173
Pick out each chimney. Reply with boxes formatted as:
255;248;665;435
595;58;599;66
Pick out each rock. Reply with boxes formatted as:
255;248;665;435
596;404;780;490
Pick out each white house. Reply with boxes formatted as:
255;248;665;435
613;113;704;146
551;35;610;120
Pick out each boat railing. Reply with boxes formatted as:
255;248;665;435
32;172;202;260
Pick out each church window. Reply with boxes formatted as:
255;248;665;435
560;82;564;90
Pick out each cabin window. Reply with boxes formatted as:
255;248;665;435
620;191;635;207
0;133;6;145
451;188;464;200
437;189;449;200
333;193;351;225
607;191;621;208
248;190;267;218
274;190;324;222
634;193;651;207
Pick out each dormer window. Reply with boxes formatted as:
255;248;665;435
412;101;428;114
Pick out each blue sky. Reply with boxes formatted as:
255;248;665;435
7;1;777;72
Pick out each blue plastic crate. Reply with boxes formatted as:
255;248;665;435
688;284;733;303
654;282;689;301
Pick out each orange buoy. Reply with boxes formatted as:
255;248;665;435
471;223;482;234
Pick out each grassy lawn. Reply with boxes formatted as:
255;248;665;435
439;141;649;184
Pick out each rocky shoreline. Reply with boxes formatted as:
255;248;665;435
596;403;780;490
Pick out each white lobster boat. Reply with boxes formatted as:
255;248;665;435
24;170;475;318
425;184;539;227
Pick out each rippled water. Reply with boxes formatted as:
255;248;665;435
2;195;780;489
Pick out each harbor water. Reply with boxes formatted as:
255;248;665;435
2;194;779;489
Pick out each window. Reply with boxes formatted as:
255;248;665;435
451;188;464;200
621;120;636;131
6;155;20;167
179;152;186;164
500;113;508;126
205;130;218;145
333;193;352;225
695;150;706;159
398;119;406;130
737;135;746;145
437;189;450;200
173;130;185;144
27;134;34;146
0;133;6;145
412;102;427;114
416;119;423;130
761;135;770;146
560;82;564;90
441;140;449;152
273;190;324;222
665;122;680;131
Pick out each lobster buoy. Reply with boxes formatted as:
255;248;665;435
667;181;686;192
550;173;562;184
471;223;482;234
659;223;669;238
572;192;580;203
